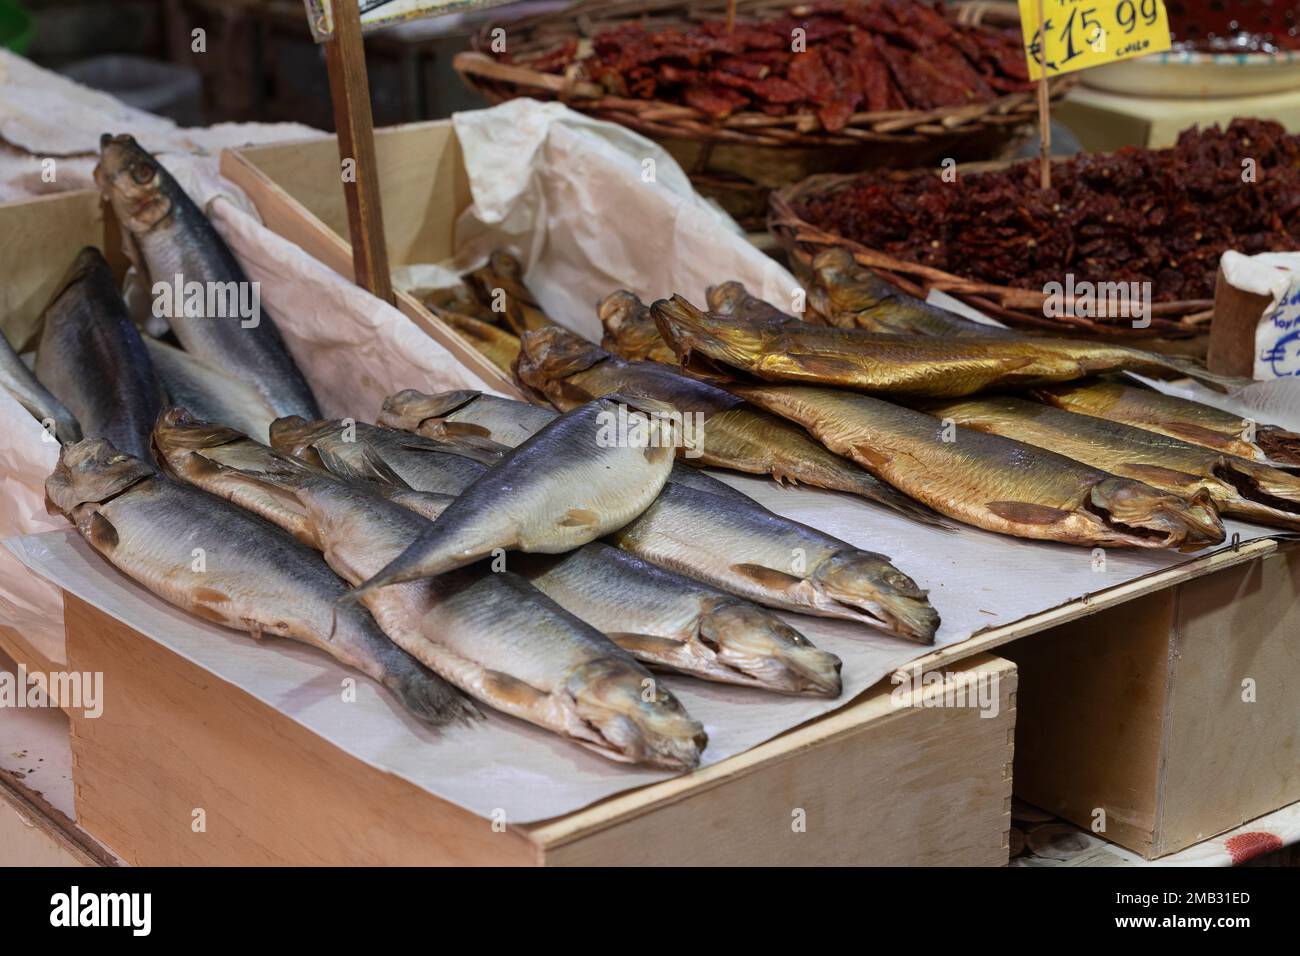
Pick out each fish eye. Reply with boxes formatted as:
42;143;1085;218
130;162;155;184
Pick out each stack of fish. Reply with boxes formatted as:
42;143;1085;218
567;247;1300;552
546;251;1300;554
20;136;958;774
418;251;555;375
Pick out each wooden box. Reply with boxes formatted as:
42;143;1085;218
220;121;516;395
998;541;1300;859
63;594;1016;866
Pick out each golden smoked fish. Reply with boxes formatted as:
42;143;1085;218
349;396;679;598
930;395;1300;532
706;282;799;326
1033;379;1300;467
47;438;474;726
435;309;521;375
652;295;1236;398
808;248;1017;338
357;391;939;640
154;417;704;767
731;384;1225;551
466;251;552;335
599;290;677;365
514;326;944;525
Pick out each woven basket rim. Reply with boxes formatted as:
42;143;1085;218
767;173;1214;338
455;0;1075;149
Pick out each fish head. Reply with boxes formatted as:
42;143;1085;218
810;551;940;643
1086;478;1226;552
565;658;706;770
153;406;245;458
46;439;156;517
705;281;749;315
514;326;608;405
650;295;767;379
269;415;340;465
698;601;843;697
378;388;481;434
95;134;173;236
596;290;650;337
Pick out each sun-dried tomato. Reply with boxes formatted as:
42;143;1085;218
793;120;1300;305
506;1;1033;132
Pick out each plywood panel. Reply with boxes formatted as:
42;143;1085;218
999;592;1174;857
0;190;105;348
1158;546;1300;854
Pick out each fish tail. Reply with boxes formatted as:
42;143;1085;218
1257;426;1300;466
1159;356;1253;392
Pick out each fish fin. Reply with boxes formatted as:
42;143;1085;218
480;670;549;711
193;587;230;605
559;508;600;528
436;421;493;440
986;500;1074;525
88;512;119;550
850;443;892;471
319;444;412;490
1255;426;1300;465
606;632;688;664
1161;421;1242;450
730;562;804;590
1114;463;1203;487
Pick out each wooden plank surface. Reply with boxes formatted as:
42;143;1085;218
999;591;1174;857
0;190;104;349
531;654;1016;866
1157;544;1300;855
323;0;393;303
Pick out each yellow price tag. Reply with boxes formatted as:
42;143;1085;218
1018;0;1172;80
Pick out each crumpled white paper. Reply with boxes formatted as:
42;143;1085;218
442;100;801;341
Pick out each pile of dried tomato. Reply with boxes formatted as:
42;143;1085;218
793;119;1300;303
503;1;1032;131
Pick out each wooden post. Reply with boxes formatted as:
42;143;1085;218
323;0;394;303
1036;0;1051;190
726;0;736;33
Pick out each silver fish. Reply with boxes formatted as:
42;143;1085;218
34;248;161;460
270;415;501;495
348;396;679;597
517;542;843;696
611;482;940;642
95;134;320;419
369;391;937;640
45;438;473;727
378;387;751;502
155;418;705;768
0;326;80;443
145;338;277;444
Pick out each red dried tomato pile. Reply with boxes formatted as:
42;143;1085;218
794;119;1300;303
505;1;1032;131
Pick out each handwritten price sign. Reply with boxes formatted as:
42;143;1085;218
1018;0;1172;80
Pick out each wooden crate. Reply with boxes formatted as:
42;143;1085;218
921;540;1300;860
62;594;1016;866
220;121;516;395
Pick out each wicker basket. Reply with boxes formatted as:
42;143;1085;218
769;169;1215;340
454;0;1075;228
